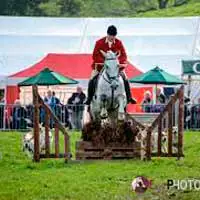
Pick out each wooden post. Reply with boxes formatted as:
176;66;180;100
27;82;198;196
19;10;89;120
33;85;40;162
64;134;69;162
168;103;173;156
178;85;184;158
55;123;59;158
146;130;152;160
45;108;50;158
158;117;162;156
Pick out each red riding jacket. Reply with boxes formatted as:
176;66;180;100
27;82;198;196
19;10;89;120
92;36;127;71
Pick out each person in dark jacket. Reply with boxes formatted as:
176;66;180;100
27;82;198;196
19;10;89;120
184;97;191;129
11;99;27;129
43;90;59;128
52;91;62;120
67;86;86;130
154;87;166;113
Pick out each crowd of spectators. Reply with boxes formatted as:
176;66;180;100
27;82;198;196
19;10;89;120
1;86;200;130
141;87;166;113
0;87;86;131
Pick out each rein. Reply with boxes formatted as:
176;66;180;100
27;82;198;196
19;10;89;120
102;66;119;85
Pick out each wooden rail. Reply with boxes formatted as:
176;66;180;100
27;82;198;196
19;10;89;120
146;85;184;160
32;85;70;162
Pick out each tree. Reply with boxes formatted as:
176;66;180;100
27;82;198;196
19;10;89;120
125;0;157;13
158;0;169;9
60;0;82;16
39;0;62;16
174;0;188;7
0;0;43;16
38;0;82;17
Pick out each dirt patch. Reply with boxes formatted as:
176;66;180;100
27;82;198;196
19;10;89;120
82;121;140;146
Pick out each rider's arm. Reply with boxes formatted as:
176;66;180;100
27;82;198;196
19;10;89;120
115;41;127;71
92;41;99;61
92;41;105;71
92;41;104;64
118;41;127;65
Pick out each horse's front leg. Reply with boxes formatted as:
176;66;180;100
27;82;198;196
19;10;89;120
100;94;108;119
118;94;126;121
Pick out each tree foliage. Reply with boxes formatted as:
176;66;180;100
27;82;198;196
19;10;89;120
0;0;194;17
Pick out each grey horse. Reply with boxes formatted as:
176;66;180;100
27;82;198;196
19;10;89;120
90;51;127;123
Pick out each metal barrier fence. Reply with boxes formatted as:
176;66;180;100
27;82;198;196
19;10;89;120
0;104;86;131
0;103;199;131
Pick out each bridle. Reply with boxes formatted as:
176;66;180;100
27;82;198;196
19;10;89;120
101;57;120;110
102;57;119;84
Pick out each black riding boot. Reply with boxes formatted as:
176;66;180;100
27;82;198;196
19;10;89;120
85;75;98;105
120;72;137;104
85;79;94;105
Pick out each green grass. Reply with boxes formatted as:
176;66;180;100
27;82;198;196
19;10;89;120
0;131;200;200
136;0;200;17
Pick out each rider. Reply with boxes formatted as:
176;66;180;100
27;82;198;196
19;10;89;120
85;25;137;105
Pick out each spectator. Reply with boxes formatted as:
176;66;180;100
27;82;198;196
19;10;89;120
44;90;56;108
154;87;166;113
184;96;191;129
11;99;27;129
67;86;86;130
192;98;200;129
26;104;34;127
43;90;57;128
141;91;152;113
156;87;166;104
52;91;62;120
52;91;60;104
61;104;72;129
0;93;4;129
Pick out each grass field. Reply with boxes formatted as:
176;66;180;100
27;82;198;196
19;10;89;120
0;131;200;200
136;0;200;17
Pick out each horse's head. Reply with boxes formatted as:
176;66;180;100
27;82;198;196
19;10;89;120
101;50;119;79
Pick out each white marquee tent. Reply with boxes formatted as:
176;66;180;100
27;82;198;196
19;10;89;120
0;16;200;75
0;16;200;101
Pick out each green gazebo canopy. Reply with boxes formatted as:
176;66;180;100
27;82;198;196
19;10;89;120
18;68;79;86
129;66;184;85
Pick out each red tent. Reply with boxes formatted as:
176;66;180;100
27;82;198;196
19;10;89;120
10;53;142;79
7;53;150;113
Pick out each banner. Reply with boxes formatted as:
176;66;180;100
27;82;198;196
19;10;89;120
182;60;200;75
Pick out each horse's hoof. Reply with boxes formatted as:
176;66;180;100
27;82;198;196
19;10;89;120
118;113;125;121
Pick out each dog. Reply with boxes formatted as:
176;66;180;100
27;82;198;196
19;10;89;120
172;126;178;153
23;124;53;154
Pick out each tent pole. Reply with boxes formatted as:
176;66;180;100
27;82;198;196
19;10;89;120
155;84;157;104
153;84;157;105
